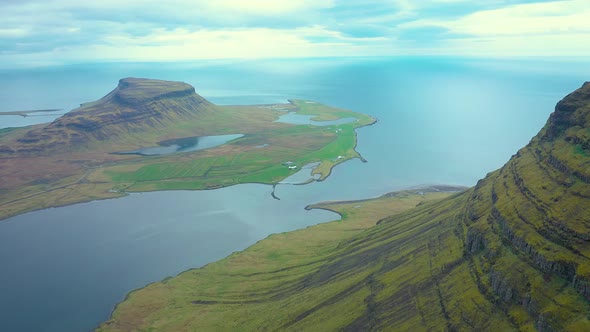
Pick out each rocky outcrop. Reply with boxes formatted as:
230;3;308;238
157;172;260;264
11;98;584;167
543;81;590;139
489;270;517;303
465;227;486;253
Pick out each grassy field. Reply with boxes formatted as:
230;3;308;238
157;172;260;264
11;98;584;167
91;100;374;192
0;89;375;220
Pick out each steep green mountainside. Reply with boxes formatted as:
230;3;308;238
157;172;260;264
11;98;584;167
99;82;590;331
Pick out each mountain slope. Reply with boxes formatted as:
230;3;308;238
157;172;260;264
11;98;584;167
99;82;590;331
2;78;215;154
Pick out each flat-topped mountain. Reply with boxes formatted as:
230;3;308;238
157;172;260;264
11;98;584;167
106;77;198;106
2;78;214;154
99;82;590;331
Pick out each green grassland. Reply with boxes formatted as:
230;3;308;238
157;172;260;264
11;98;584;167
0;93;375;220
93;100;374;192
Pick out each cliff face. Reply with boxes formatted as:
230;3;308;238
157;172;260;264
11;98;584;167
457;81;590;329
542;81;590;141
333;81;590;330
2;78;214;154
98;82;590;332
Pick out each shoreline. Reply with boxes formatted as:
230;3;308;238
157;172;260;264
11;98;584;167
1;101;375;221
305;184;468;213
98;183;465;329
0;109;62;117
312;115;377;182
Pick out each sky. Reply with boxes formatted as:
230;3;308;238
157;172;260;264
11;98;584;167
1;0;589;67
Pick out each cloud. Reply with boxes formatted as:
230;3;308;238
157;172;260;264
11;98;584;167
1;26;395;67
202;0;334;15
9;0;333;26
0;28;29;38
400;0;590;36
395;0;590;55
0;0;588;66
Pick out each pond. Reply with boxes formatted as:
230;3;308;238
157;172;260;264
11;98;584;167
114;134;244;156
274;112;357;126
278;162;322;185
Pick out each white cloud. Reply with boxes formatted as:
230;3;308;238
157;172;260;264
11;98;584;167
400;0;590;36
0;28;29;38
1;26;395;67
202;0;334;15
11;0;334;21
0;0;589;66
395;0;590;56
101;26;389;59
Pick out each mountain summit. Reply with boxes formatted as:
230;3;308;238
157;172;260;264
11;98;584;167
100;82;590;331
4;78;213;154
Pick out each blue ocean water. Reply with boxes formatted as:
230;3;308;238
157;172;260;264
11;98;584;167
0;57;588;331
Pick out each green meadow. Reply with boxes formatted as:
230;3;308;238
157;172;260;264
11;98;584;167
95;100;374;192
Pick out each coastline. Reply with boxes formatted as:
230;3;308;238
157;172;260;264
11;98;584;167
0;109;62;117
312;115;377;182
97;184;459;330
305;184;468;214
1;101;376;222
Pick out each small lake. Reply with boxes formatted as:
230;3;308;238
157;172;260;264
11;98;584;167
275;112;357;126
114;134;244;156
278;162;322;185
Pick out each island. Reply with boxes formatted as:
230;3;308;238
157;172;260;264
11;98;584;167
0;78;376;220
98;82;590;331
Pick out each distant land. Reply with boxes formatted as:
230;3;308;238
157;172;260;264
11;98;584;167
0;78;375;220
0;109;62;117
98;82;590;331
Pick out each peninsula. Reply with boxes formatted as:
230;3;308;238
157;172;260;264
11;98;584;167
0;78;375;220
99;82;590;331
0;109;62;117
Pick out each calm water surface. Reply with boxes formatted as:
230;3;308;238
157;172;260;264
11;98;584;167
274;112;357;126
114;134;244;156
0;57;589;331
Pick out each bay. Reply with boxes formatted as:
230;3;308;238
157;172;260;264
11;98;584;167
0;57;589;331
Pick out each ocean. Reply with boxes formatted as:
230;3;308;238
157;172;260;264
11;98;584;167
0;57;588;331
